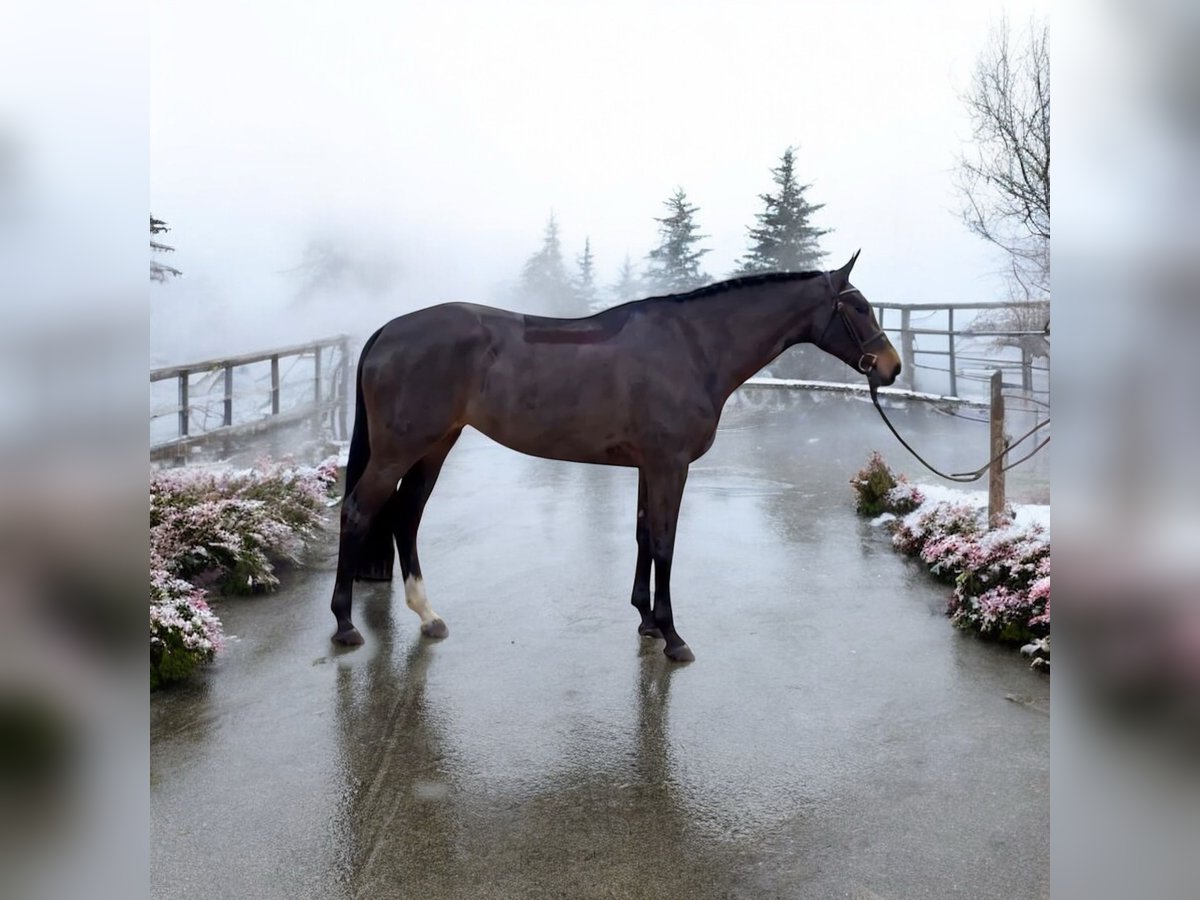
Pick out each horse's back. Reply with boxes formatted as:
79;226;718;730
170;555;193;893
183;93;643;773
358;299;713;465
365;302;494;368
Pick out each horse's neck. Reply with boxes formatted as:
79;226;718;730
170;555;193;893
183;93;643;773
679;281;825;398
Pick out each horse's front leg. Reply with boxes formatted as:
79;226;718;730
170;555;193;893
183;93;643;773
631;469;661;639
645;461;694;662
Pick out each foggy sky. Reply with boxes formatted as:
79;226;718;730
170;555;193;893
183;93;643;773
151;0;1049;357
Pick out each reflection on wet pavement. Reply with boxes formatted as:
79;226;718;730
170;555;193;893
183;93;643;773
152;395;1049;899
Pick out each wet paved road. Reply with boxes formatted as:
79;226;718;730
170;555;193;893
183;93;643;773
151;394;1049;899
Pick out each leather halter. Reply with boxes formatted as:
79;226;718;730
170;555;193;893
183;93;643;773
819;274;888;374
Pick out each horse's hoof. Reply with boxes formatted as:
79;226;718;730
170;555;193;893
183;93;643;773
638;624;664;640
664;643;695;663
421;618;449;640
332;626;364;646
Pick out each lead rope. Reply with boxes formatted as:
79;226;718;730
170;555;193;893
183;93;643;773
868;382;1050;483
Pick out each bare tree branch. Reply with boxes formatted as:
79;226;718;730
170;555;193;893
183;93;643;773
956;17;1050;299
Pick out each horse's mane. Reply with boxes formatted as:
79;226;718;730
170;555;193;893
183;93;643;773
648;270;824;304
531;271;827;327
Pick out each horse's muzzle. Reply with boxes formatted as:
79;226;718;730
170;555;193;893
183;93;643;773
870;352;902;388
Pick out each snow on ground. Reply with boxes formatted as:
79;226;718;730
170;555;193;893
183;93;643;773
1013;501;1050;534
873;482;1049;536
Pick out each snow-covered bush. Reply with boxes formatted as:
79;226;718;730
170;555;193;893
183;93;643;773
948;524;1049;644
892;501;981;559
855;453;1050;669
885;479;926;515
149;457;337;689
150;559;224;690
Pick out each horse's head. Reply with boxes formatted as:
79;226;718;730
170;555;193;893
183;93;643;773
814;251;902;387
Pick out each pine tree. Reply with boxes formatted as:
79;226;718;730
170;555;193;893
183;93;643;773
573;237;600;312
150;215;182;282
610;254;643;305
645;188;711;294
520;213;576;316
739;147;830;273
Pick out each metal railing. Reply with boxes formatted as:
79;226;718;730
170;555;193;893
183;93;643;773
872;300;1049;401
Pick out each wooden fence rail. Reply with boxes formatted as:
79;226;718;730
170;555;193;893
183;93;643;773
150;335;352;461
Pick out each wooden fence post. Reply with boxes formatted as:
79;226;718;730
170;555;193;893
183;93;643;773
947;307;958;397
988;369;1007;527
313;346;322;405
178;373;189;438
223;364;234;427
337;339;350;440
900;308;915;391
270;355;280;415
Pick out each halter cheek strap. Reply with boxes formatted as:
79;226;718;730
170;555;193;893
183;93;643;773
820;275;888;374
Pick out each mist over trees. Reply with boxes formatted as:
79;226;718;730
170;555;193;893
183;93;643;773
519;213;579;317
644;187;712;295
284;235;402;306
573;237;599;312
610;255;642;307
514;151;836;315
509;153;835;328
739;147;830;273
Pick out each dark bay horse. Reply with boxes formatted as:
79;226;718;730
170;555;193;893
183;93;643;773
331;251;901;661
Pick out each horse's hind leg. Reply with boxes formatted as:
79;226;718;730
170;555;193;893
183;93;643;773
631;470;661;639
331;456;412;645
355;495;400;581
391;429;461;639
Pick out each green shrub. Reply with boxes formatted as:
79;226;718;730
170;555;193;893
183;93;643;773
850;452;925;517
850;451;905;516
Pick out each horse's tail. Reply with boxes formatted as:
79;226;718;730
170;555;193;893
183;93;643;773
343;326;383;501
344;326;396;581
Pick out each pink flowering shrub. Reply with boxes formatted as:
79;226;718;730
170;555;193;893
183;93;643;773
150;457;338;689
855;453;1050;669
949;524;1050;643
892;502;981;558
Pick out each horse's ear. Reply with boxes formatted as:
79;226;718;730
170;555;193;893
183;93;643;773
832;250;861;287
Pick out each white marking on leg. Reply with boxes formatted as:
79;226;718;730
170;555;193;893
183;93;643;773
404;575;441;626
